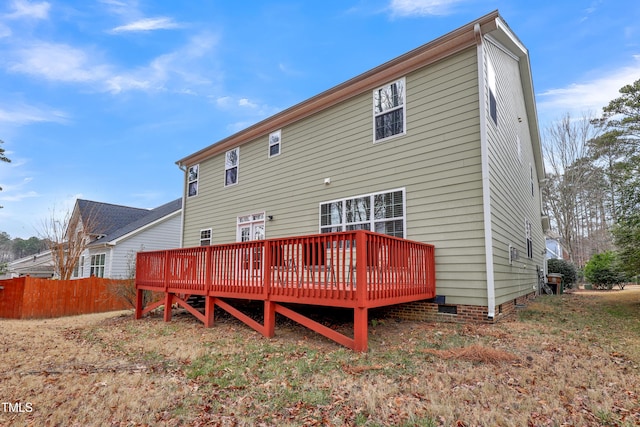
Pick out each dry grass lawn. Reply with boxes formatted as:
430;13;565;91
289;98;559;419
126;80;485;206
1;286;639;426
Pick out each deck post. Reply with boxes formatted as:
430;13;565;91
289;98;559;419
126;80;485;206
355;231;367;304
163;292;173;322
354;231;369;352
204;296;215;327
264;301;276;337
262;240;275;337
353;307;368;352
134;287;143;319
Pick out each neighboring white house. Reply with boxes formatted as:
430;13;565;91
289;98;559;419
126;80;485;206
71;198;182;279
1;250;55;279
546;237;566;260
0;199;181;280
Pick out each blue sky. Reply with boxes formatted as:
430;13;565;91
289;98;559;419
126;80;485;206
1;0;639;239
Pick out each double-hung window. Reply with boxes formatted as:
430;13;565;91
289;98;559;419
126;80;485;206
90;253;106;278
530;164;535;197
487;58;498;125
320;189;405;238
73;256;85;278
373;78;406;142
525;219;533;259
200;228;212;246
269;130;281;158
187;164;199;197
225;148;239;187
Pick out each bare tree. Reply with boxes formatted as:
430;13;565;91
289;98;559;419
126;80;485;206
39;204;98;280
542;112;608;265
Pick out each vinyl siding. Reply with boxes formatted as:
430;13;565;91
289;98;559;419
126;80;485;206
484;38;545;304
80;213;181;279
182;47;488;306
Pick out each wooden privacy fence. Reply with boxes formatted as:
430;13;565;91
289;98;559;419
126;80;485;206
0;276;131;319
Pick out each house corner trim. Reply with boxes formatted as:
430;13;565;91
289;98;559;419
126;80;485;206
475;23;496;319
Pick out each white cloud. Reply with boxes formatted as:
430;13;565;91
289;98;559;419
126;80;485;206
215;96;232;108
0;104;69;125
111;17;182;33
537;56;640;123
5;32;219;95
105;32;218;94
5;0;50;20
238;98;258;109
0;190;39;202
0;175;39;203
8;42;111;83
388;0;465;17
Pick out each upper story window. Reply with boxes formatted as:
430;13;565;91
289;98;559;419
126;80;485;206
200;228;212;246
487;58;497;125
525;219;533;259
373;78;406;142
530;164;535;197
187;164;199;197
269;130;281;158
320;189;405;238
225;148;239;187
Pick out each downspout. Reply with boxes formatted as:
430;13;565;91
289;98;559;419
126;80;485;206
108;244;114;278
177;162;187;248
475;23;496;319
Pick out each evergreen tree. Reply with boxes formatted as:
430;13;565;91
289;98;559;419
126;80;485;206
592;79;640;276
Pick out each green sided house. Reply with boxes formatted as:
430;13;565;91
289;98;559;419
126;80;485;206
136;11;546;349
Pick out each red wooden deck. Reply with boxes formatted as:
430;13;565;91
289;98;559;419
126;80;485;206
135;230;435;351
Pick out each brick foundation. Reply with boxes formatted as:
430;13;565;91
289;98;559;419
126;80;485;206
383;291;537;324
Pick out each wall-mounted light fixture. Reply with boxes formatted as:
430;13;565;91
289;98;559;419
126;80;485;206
267;215;274;221
324;177;331;185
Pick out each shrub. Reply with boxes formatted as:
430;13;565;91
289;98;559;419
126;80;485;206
547;258;578;288
584;251;626;290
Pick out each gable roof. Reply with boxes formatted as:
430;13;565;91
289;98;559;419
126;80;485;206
176;9;540;175
88;198;182;246
76;199;150;237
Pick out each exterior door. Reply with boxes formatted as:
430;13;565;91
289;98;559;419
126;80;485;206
237;212;265;242
237;213;266;272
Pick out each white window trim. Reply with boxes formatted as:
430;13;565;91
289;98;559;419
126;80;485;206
269;129;281;158
487;57;497;125
530;163;535;197
73;255;85;278
236;212;266;242
200;228;212;246
373;77;407;143
525;219;533;259
90;253;106;278
319;188;406;238
187;164;199;198
224;147;239;187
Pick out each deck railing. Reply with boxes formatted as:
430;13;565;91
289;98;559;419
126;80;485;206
136;230;435;308
135;230;435;351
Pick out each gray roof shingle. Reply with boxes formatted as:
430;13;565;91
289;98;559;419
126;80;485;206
77;198;181;247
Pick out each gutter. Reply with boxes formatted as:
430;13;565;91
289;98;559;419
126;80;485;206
475;23;496;319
